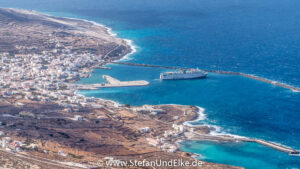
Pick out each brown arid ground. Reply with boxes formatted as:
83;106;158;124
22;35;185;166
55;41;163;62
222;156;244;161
0;99;243;169
0;8;243;169
0;8;130;60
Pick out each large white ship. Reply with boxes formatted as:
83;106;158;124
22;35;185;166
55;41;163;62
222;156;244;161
160;68;207;80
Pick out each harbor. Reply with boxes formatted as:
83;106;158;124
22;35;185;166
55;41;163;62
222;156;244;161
187;132;300;155
74;75;149;90
0;3;299;169
111;62;300;92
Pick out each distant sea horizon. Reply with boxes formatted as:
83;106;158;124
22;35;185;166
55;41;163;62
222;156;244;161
0;0;300;168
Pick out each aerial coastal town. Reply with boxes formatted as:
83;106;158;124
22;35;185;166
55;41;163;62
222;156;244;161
0;8;246;169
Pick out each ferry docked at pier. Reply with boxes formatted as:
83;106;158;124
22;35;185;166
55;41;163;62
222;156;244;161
160;68;207;80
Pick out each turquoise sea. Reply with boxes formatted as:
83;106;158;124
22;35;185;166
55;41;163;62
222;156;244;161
1;0;300;168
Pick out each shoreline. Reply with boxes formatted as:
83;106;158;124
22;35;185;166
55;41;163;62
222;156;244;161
182;108;300;155
0;8;296;168
67;17;138;61
7;7;137;62
60;12;299;155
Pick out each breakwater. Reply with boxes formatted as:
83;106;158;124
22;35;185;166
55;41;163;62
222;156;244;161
111;62;187;70
203;70;300;92
187;133;300;155
111;62;300;92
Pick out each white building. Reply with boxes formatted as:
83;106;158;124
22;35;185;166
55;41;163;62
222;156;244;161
140;127;151;133
146;138;160;147
74;115;83;121
58;150;68;157
172;124;185;133
0;131;4;137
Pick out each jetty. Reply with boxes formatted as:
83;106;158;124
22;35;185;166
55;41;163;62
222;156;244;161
92;66;112;70
111;62;300;92
187;132;300;155
74;75;149;90
112;62;186;70
203;70;300;92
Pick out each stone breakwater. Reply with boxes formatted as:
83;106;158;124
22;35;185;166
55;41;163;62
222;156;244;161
182;107;300;155
203;70;300;92
112;62;300;92
186;132;300;155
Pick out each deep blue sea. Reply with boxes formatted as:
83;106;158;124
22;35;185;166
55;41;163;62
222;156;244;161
1;0;300;168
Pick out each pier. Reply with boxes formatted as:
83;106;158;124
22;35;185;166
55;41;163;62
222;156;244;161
188;133;300;155
111;62;300;92
74;75;149;90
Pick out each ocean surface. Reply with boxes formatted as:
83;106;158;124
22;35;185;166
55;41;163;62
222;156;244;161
1;0;300;168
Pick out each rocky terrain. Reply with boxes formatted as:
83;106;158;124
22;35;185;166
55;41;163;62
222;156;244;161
0;8;130;60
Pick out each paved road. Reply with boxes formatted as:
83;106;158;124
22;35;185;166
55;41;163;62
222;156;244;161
0;149;86;169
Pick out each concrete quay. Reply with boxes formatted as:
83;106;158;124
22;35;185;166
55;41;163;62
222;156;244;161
74;75;149;90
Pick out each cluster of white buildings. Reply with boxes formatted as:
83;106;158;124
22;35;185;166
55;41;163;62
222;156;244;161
0;131;38;153
0;51;108;109
132;105;165;116
146;137;178;153
145;124;187;153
